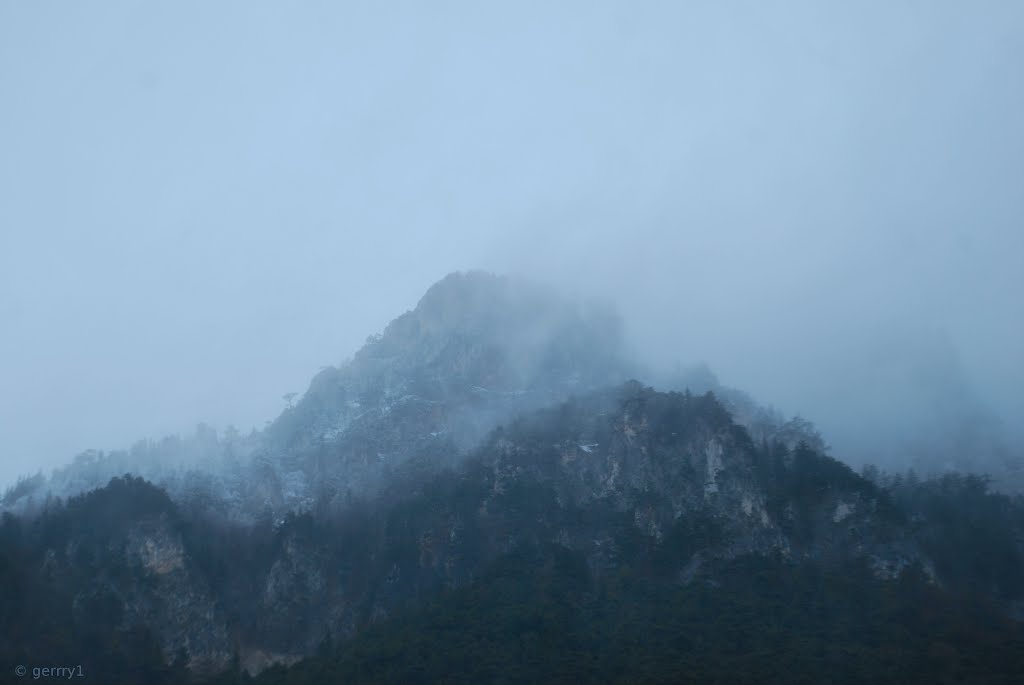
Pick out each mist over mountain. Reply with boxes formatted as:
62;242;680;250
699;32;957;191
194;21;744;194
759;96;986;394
3;273;638;518
2;272;1023;683
4;2;1023;497
9;271;1017;519
3;3;1023;680
815;326;1022;481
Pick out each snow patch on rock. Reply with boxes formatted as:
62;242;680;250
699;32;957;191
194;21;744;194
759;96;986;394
833;501;855;523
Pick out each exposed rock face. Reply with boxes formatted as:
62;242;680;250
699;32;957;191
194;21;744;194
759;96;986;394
120;519;231;673
132;523;185;575
467;383;898;572
24;479;233;675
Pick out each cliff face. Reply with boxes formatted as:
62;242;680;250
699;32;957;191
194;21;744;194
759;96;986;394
118;518;232;674
2;477;233;678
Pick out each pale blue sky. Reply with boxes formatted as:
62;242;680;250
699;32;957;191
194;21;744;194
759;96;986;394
2;2;1022;485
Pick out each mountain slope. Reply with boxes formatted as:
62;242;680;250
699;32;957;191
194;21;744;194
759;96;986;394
3;272;1023;683
4;383;1024;683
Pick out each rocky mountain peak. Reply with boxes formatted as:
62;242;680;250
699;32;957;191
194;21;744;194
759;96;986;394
266;273;633;473
409;270;512;333
351;270;627;388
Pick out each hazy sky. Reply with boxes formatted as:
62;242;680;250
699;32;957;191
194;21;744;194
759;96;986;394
2;1;1022;487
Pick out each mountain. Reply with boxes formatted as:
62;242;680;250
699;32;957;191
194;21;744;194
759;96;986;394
257;271;634;511
3;272;635;522
2;272;1023;683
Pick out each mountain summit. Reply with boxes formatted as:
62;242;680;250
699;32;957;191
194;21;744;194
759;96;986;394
257;271;634;512
6;272;635;519
270;271;631;450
